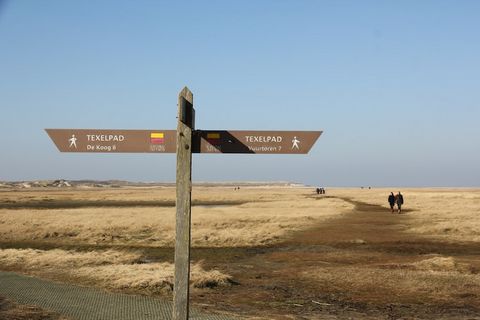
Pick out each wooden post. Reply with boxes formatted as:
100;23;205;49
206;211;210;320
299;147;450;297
173;87;194;320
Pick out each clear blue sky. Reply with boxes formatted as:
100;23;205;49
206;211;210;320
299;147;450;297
1;1;479;187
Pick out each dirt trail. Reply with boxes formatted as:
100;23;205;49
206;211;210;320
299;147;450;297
291;196;411;244
195;196;480;319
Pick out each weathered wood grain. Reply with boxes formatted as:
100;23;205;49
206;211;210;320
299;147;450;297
173;86;194;320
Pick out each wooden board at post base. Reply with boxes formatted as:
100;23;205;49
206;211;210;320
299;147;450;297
46;129;322;154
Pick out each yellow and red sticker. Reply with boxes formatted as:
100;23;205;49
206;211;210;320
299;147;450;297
150;132;164;144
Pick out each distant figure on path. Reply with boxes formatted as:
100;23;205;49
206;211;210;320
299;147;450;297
388;192;396;213
316;188;320;195
396;192;404;214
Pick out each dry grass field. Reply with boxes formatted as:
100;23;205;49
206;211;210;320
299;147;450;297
1;186;480;319
0;187;348;247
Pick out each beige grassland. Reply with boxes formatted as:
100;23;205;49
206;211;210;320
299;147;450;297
1;187;478;246
0;248;232;293
1;186;480;318
0;187;351;247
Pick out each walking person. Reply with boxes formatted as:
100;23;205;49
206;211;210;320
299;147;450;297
292;136;300;150
69;134;77;148
388;192;396;213
396;192;404;214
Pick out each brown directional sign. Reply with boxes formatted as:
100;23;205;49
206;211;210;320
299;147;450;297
45;129;177;153
46;129;322;154
194;130;322;154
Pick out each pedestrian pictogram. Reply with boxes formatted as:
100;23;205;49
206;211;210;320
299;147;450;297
68;134;77;148
46;87;322;320
292;136;300;150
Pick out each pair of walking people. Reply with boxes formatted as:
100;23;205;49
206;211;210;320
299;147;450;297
388;192;404;213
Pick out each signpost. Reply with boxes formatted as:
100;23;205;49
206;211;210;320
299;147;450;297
174;87;194;320
46;87;322;320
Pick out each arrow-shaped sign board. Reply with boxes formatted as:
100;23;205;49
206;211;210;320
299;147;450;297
195;130;321;154
45;129;177;153
45;129;322;154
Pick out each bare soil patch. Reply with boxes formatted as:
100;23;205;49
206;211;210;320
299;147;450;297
0;199;248;210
